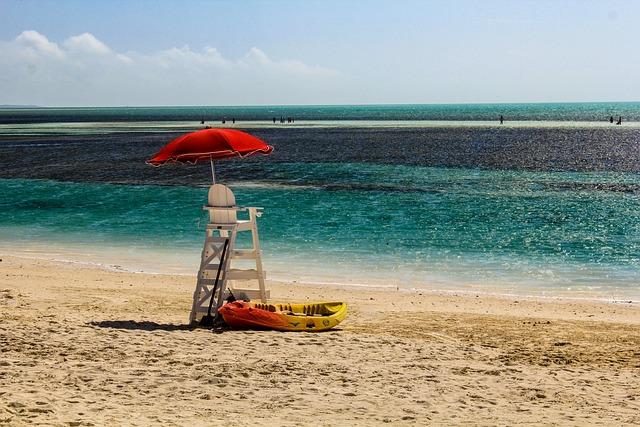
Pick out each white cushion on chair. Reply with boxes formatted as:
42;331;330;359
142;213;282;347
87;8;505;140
207;184;237;224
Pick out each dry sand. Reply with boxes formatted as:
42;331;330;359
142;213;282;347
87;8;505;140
1;255;639;426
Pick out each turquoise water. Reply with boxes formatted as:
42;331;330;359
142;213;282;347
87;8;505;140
1;164;638;297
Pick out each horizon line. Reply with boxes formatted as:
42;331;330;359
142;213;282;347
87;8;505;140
2;100;640;109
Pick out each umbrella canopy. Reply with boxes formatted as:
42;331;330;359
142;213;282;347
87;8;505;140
147;128;273;166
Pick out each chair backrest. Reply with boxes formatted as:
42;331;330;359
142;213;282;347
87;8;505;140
207;184;237;224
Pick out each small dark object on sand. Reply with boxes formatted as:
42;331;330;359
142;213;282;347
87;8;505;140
225;290;251;303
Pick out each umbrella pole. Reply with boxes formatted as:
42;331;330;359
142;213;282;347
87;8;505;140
209;157;216;184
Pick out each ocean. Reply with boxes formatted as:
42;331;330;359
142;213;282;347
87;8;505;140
1;103;639;299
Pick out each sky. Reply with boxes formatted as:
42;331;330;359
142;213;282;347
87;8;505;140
0;0;638;106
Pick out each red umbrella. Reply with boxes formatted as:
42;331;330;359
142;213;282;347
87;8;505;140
147;128;273;183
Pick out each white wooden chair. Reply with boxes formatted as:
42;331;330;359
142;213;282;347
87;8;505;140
189;184;268;324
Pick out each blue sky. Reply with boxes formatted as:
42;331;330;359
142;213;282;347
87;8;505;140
0;0;638;106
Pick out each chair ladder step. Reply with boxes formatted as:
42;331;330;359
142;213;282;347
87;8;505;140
227;268;263;280
231;249;259;259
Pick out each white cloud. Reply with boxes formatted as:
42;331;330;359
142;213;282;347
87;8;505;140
64;33;112;55
15;30;64;59
149;45;231;70
0;30;340;106
241;47;337;77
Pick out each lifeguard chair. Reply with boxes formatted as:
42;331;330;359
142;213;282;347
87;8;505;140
189;184;268;324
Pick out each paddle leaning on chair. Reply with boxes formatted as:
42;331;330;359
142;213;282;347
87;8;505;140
199;238;229;327
189;184;268;325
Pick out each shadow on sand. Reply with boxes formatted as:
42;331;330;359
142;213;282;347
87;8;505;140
88;320;345;333
88;320;197;331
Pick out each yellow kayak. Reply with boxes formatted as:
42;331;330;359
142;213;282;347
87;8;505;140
218;301;347;332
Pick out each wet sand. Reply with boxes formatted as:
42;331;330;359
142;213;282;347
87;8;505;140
1;255;639;425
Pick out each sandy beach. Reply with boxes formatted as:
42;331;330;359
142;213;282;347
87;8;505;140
0;255;638;426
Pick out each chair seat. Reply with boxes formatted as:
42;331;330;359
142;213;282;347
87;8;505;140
208;219;252;231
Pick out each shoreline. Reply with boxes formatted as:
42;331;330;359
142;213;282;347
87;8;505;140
2;247;639;304
2;252;639;326
3;253;640;319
